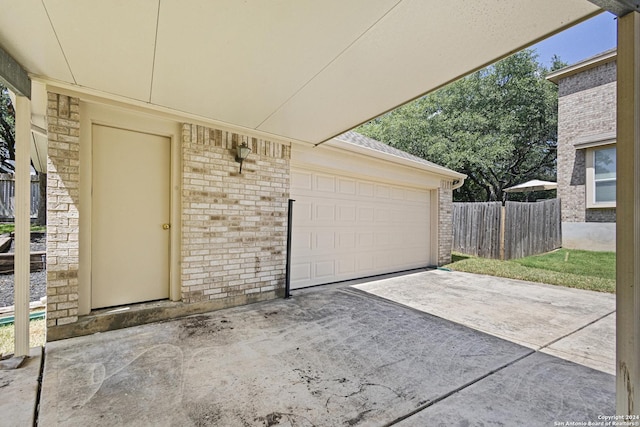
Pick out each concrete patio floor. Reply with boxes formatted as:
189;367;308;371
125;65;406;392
33;270;615;426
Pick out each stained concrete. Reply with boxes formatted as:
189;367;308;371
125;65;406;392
542;312;616;375
38;285;614;426
0;347;42;427
47;289;283;341
396;351;615;427
354;269;616;374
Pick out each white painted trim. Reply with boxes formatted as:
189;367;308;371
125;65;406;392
39;78;303;148
293;143;449;190
325;138;466;181
430;189;440;266
585;144;617;209
79;101;182;315
13;96;30;356
573;131;617;149
615;11;640;415
575;139;617;150
547;49;617;84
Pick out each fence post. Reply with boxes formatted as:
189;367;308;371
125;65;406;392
499;205;506;260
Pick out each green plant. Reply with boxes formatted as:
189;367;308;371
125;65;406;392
0;318;45;356
0;224;47;234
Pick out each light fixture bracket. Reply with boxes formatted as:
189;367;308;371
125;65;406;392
235;142;251;174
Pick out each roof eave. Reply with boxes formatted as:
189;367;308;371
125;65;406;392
327;138;467;182
547;49;617;84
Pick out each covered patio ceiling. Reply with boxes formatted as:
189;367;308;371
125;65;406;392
1;1;601;145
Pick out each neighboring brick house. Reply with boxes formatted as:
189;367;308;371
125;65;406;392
547;49;617;252
45;92;464;340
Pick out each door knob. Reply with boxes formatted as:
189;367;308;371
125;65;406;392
162;224;171;230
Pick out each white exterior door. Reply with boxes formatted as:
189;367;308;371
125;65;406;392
91;124;171;308
290;168;431;289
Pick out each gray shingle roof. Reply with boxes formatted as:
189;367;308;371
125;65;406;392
336;130;445;170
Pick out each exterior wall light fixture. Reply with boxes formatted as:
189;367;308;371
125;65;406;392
236;142;251;174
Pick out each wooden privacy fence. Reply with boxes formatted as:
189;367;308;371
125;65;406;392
452;199;562;260
0;173;40;220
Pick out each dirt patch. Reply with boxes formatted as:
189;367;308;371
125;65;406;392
177;315;234;340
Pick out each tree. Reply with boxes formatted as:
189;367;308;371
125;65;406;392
357;49;566;202
0;84;15;164
0;82;47;225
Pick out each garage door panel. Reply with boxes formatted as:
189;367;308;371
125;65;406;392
406;230;427;246
338;178;357;195
290;168;432;289
358;232;374;248
375;232;390;246
291;262;312;282
407;188;428;202
375;251;394;270
389;232;403;246
375;208;391;222
293;231;312;251
391;187;405;200
316;231;335;250
337;205;356;222
315;260;335;278
356;207;373;222
358;182;375;197
315;204;335;221
294;201;313;223
316;174;336;192
376;184;391;198
356;253;374;272
292;171;313;190
338;232;356;249
337;257;355;275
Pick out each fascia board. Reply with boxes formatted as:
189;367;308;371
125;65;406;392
324;138;466;181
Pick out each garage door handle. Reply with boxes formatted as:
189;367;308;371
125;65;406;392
162;224;171;230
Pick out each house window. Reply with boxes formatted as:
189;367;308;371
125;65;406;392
594;147;616;203
586;145;616;208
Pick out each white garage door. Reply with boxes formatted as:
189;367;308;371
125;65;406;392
290;168;432;289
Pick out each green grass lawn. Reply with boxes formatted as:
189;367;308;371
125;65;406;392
445;248;616;293
0;223;46;234
0;318;45;356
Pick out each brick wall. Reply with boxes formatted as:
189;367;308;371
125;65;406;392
46;93;80;327
557;60;616;223
438;181;453;265
181;124;290;304
586;208;616;223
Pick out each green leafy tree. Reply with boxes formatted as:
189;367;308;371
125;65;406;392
358;49;565;202
0;83;15;165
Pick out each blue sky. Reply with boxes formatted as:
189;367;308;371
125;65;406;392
531;12;617;68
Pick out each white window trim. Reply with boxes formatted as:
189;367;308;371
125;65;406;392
586;143;616;209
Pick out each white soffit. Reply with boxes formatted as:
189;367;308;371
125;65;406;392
44;0;159;102
0;0;600;144
151;0;402;130
258;0;601;142
0;0;72;82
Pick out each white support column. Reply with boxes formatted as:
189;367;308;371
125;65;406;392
13;95;30;357
616;11;640;416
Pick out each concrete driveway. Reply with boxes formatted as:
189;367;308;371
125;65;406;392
37;271;615;426
355;269;616;375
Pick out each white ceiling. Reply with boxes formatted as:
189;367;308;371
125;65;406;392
0;0;601;144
